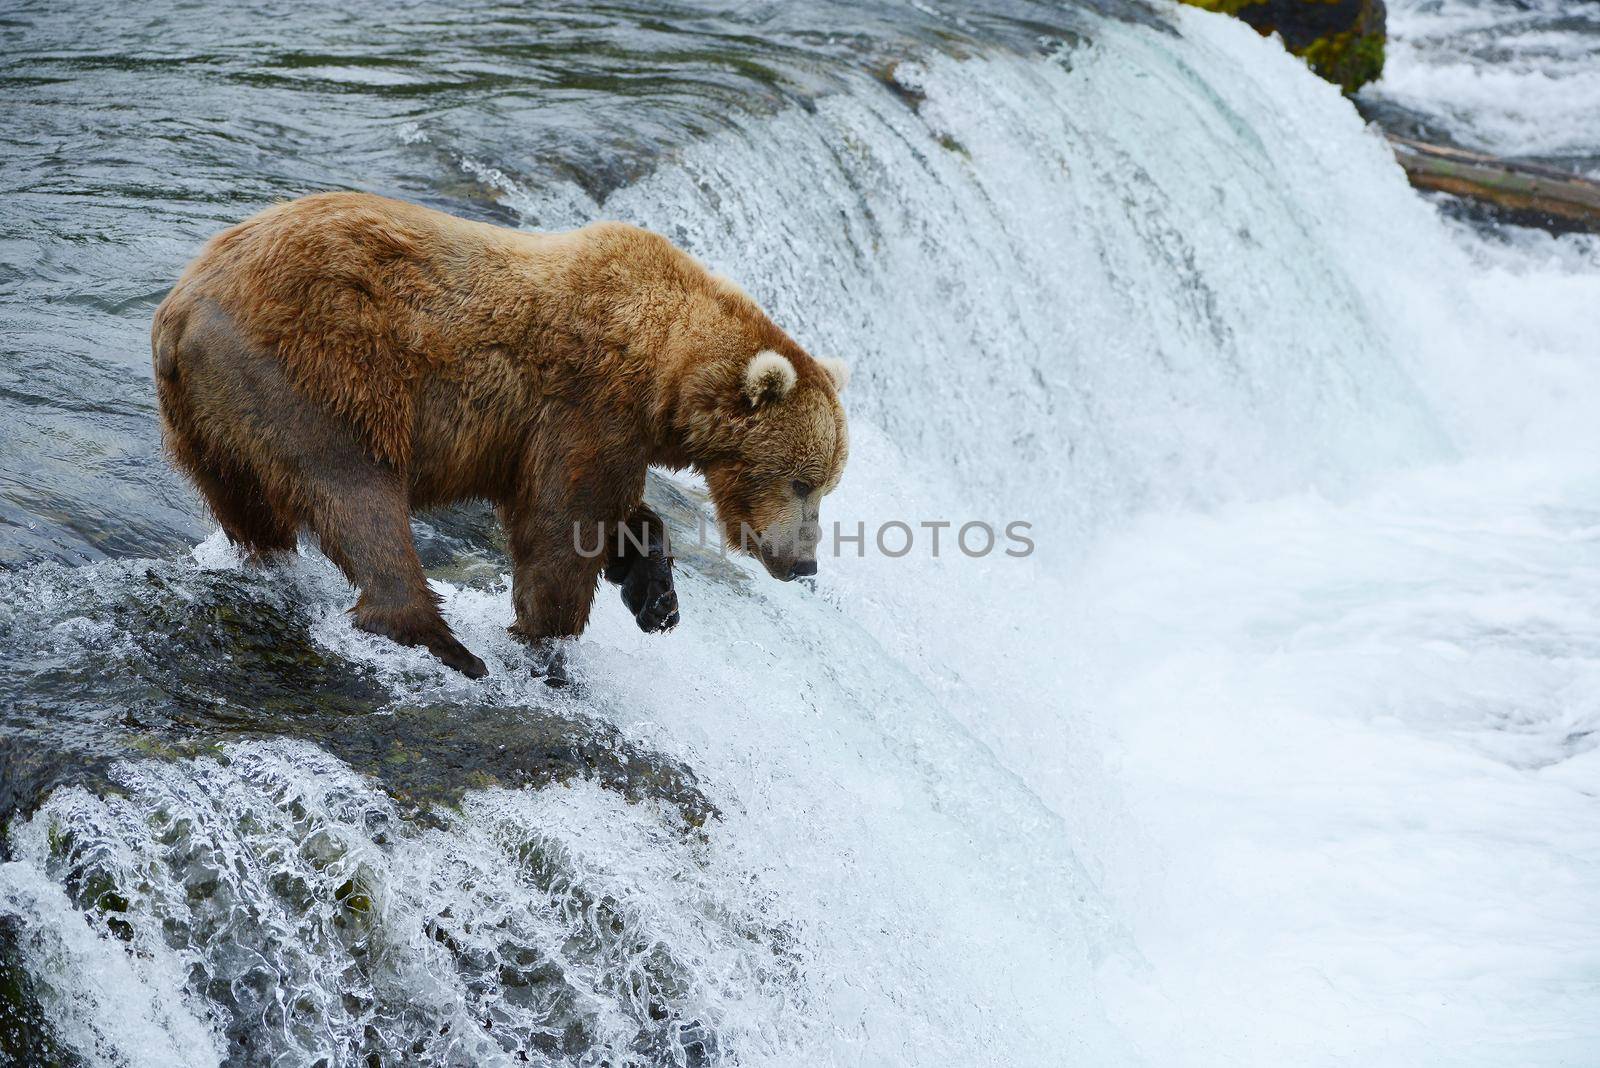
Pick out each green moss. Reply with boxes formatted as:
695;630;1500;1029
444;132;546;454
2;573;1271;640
1303;28;1385;94
1177;0;1386;93
127;734;225;762
46;820;70;860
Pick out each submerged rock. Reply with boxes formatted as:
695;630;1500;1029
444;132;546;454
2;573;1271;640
0;916;80;1068
1181;0;1386;93
0;554;716;834
10;744;765;1066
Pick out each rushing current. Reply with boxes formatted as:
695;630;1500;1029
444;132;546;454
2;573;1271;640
3;0;1599;1065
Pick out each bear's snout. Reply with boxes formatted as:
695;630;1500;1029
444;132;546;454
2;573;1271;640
756;515;821;582
765;556;816;582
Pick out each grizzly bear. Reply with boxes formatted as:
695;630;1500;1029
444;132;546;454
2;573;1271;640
152;192;849;681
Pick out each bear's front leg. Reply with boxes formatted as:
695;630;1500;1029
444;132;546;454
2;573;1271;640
500;499;611;688
603;502;680;633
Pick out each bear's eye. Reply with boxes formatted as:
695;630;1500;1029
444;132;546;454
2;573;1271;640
791;479;814;498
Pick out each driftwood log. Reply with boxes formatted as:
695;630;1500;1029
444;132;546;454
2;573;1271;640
1387;136;1600;234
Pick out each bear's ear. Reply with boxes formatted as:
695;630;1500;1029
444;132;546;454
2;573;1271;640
743;350;797;407
817;357;850;394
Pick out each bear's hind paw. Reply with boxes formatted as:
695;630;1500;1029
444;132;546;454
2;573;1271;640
353;604;487;679
434;639;489;679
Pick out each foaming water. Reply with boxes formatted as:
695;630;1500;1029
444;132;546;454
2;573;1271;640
4;4;1600;1066
8;747;798;1064
1069;453;1600;1064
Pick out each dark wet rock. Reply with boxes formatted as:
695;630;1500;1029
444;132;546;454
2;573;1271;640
0;915;84;1068
410;500;509;589
25;737;758;1068
330;703;717;829
0;558;716;838
1182;0;1386;93
642;471;751;591
0;735;112;864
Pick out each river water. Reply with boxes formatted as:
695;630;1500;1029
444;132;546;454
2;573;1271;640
2;1;1599;1065
1361;0;1600;176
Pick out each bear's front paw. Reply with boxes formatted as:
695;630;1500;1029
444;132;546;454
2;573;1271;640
606;507;680;634
620;549;679;633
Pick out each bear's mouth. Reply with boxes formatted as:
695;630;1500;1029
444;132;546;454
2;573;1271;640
758;547;802;581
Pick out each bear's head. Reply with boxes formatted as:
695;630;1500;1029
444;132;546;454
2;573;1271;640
683;347;849;581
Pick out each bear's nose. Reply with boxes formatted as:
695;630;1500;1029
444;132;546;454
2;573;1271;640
790;559;817;578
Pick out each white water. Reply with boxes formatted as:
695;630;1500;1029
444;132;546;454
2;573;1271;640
6;7;1600;1065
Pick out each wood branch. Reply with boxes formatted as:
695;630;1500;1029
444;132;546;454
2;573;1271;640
1387;135;1600;234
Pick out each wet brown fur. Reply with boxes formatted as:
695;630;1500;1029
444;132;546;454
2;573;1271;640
152;192;847;674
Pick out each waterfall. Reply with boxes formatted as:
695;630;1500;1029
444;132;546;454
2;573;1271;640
4;4;1598;1066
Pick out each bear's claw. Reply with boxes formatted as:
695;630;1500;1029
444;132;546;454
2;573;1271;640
353;603;488;678
438;642;489;679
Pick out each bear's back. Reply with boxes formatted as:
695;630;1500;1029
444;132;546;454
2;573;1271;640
167;193;574;467
159;192;777;471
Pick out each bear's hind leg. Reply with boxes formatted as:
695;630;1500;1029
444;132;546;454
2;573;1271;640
158;352;295;561
186;453;297;561
158;296;485;678
305;474;488;679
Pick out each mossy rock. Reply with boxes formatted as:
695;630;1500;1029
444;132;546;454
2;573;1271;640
1181;0;1386;93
